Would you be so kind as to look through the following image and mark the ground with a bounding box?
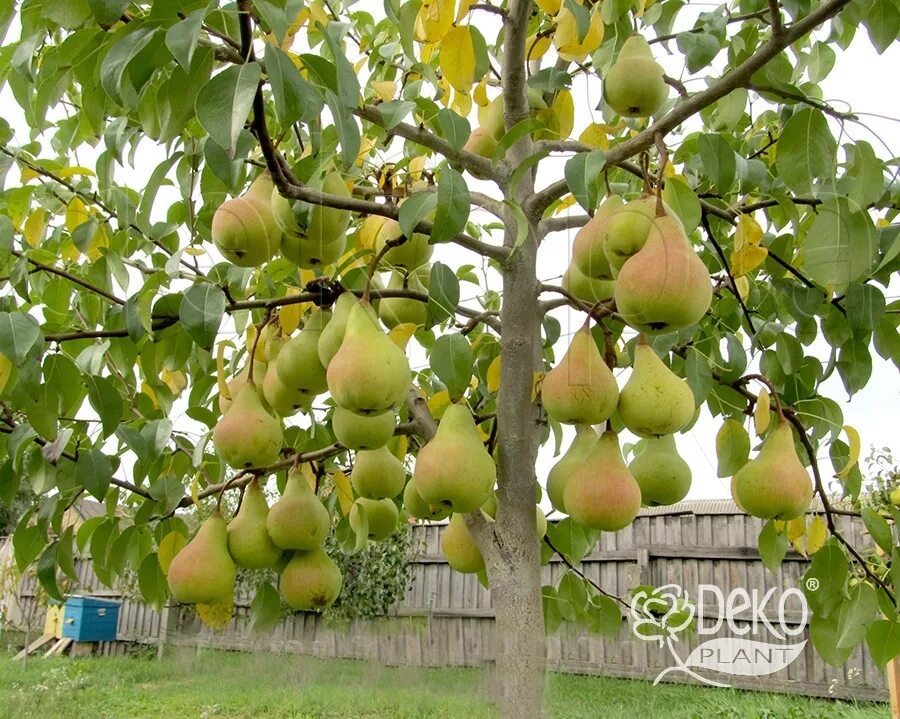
[0,650,886,718]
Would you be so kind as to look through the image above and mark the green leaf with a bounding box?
[0,311,42,365]
[836,338,872,396]
[662,177,701,235]
[492,118,545,162]
[845,283,885,334]
[698,134,736,193]
[138,552,167,610]
[398,192,438,241]
[564,150,606,212]
[545,518,599,564]
[88,0,132,25]
[436,108,471,154]
[835,582,877,650]
[867,617,900,667]
[432,168,470,245]
[325,90,361,167]
[775,109,837,196]
[164,5,208,70]
[842,141,885,208]
[861,507,893,554]
[757,519,789,573]
[430,334,474,400]
[864,0,900,53]
[804,198,877,289]
[322,22,361,109]
[809,610,854,666]
[76,449,114,501]
[802,538,848,618]
[196,62,262,157]
[86,375,124,439]
[100,27,160,105]
[584,594,621,636]
[0,461,20,507]
[715,418,750,477]
[425,262,460,327]
[265,45,324,126]
[13,510,45,571]
[43,0,92,29]
[676,33,720,73]
[36,540,63,601]
[250,581,283,632]
[543,585,563,633]
[377,100,416,130]
[180,285,226,350]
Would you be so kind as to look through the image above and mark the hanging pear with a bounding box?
[374,218,433,269]
[629,434,692,507]
[378,267,429,328]
[463,127,498,161]
[280,547,342,610]
[332,406,395,450]
[403,480,452,521]
[326,300,411,415]
[441,513,485,574]
[562,263,616,305]
[731,419,813,520]
[262,360,312,417]
[266,469,331,550]
[571,196,623,280]
[211,175,281,267]
[618,342,695,437]
[318,292,357,367]
[350,497,400,541]
[218,360,267,414]
[213,383,283,469]
[615,211,712,334]
[546,425,598,513]
[542,324,618,424]
[564,431,642,531]
[275,308,331,399]
[604,35,669,118]
[413,402,496,513]
[226,479,282,569]
[351,445,406,499]
[603,196,658,273]
[167,513,236,604]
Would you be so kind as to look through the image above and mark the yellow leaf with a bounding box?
[157,531,187,576]
[532,372,545,402]
[408,155,427,181]
[65,198,90,233]
[23,208,47,247]
[536,89,574,140]
[388,434,408,461]
[786,516,807,556]
[371,80,397,102]
[552,195,578,214]
[216,341,234,400]
[389,322,417,350]
[772,519,785,533]
[190,474,200,508]
[184,246,206,256]
[0,353,12,394]
[806,515,829,554]
[754,388,771,436]
[553,4,604,62]
[730,214,767,276]
[307,1,331,28]
[56,166,95,179]
[450,88,472,117]
[427,390,451,419]
[420,42,437,64]
[734,276,750,299]
[455,0,475,22]
[536,0,561,13]
[526,34,552,61]
[299,463,318,492]
[19,167,39,183]
[473,79,489,107]
[161,368,187,397]
[197,596,234,630]
[141,381,159,409]
[356,136,376,167]
[415,0,456,44]
[331,470,354,516]
[280,288,303,335]
[486,356,501,393]
[578,123,610,150]
[86,221,109,261]
[838,425,861,478]
[876,217,891,228]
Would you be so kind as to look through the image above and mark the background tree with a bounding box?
[0,1,898,718]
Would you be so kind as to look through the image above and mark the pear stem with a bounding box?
[365,234,408,302]
[216,473,252,515]
[653,132,669,218]
[247,310,274,385]
[638,152,653,195]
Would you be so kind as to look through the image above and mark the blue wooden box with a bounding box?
[61,596,120,642]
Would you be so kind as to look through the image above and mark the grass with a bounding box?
[0,648,887,719]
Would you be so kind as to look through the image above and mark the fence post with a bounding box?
[888,658,900,718]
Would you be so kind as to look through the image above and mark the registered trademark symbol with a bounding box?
[805,578,820,592]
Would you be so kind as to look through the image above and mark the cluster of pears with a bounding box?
[211,170,353,271]
[731,416,813,520]
[167,471,342,611]
[569,195,712,334]
[542,329,697,524]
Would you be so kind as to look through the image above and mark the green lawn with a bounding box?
[0,649,887,718]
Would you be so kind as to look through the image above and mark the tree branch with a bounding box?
[10,250,124,305]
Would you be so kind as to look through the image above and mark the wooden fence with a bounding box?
[5,500,888,701]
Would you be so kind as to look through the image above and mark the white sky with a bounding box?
[1,6,898,505]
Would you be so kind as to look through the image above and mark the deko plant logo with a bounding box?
[630,583,810,688]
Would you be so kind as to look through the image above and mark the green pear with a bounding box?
[326,301,411,415]
[603,35,668,118]
[318,292,357,367]
[351,445,406,499]
[441,513,485,574]
[546,425,598,513]
[413,402,496,513]
[218,361,267,414]
[403,480,452,521]
[614,211,712,334]
[213,383,283,469]
[226,479,282,568]
[275,308,331,399]
[571,195,623,280]
[262,360,311,417]
[212,175,281,267]
[618,342,695,437]
[280,231,348,269]
[167,513,236,604]
[332,406,395,450]
[603,196,658,273]
[266,469,331,550]
[245,173,283,254]
[374,218,433,269]
[629,434,692,507]
[542,325,619,424]
[564,431,642,531]
[378,267,429,328]
[462,127,498,160]
[350,497,399,541]
[280,547,342,610]
[561,263,616,305]
[732,419,813,520]
[479,96,505,141]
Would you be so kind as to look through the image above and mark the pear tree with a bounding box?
[0,1,898,717]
